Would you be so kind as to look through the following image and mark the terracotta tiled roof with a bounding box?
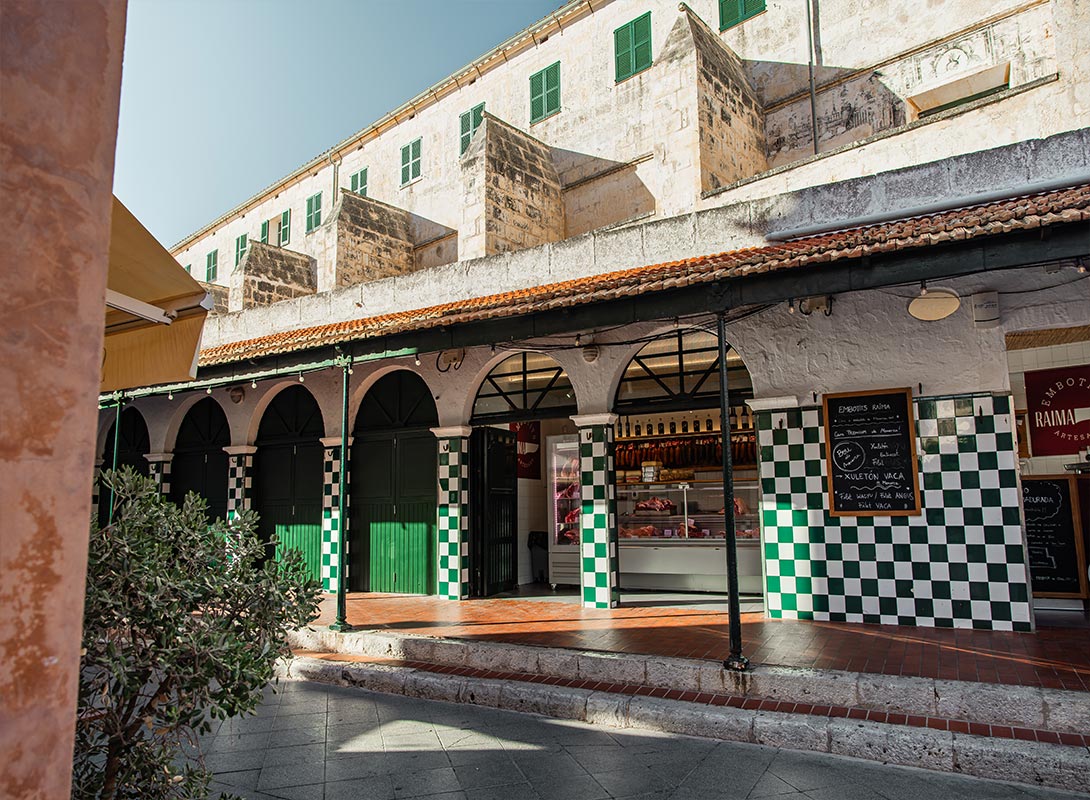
[199,184,1090,367]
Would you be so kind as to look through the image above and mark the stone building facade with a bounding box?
[106,0,1090,633]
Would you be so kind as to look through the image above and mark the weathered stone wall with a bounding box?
[199,280,229,314]
[481,116,564,256]
[239,242,317,309]
[334,190,414,286]
[686,8,767,192]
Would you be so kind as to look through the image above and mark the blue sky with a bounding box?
[114,0,561,247]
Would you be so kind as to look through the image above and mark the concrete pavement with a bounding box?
[201,681,1089,800]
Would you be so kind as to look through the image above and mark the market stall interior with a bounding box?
[548,329,763,602]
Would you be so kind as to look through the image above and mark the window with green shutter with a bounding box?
[720,0,764,30]
[614,12,652,82]
[184,264,191,274]
[459,103,485,155]
[529,62,560,123]
[259,220,269,244]
[205,250,217,283]
[305,192,322,232]
[349,167,368,196]
[235,233,248,266]
[278,210,291,246]
[400,138,422,185]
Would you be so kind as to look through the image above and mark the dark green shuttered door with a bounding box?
[170,397,229,520]
[469,427,518,597]
[254,386,324,582]
[98,407,151,525]
[351,371,438,594]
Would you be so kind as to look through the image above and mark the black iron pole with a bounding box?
[107,394,122,525]
[717,313,749,671]
[330,356,353,632]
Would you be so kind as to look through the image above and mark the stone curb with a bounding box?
[275,654,1090,793]
[286,626,1090,734]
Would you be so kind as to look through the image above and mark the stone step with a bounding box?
[276,651,1090,793]
[288,626,1090,735]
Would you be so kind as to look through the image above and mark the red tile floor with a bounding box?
[311,592,1090,691]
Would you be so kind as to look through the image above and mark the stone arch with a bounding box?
[163,391,231,453]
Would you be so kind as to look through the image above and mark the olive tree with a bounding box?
[73,469,322,799]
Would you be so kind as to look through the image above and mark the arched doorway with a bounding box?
[170,397,230,520]
[611,328,762,597]
[471,352,576,594]
[350,371,438,594]
[253,385,324,581]
[98,406,150,525]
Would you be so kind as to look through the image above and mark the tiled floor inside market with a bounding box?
[310,587,1090,691]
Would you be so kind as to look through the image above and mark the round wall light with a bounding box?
[908,287,960,321]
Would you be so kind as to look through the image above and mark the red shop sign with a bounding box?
[1024,364,1090,457]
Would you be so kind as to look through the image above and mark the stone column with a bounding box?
[571,414,620,609]
[223,445,257,522]
[320,436,351,594]
[145,452,173,497]
[432,427,472,600]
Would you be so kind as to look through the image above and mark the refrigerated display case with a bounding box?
[546,434,581,587]
[615,471,763,593]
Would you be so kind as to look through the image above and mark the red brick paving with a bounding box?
[312,593,1090,691]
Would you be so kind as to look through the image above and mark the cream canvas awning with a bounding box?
[102,198,212,391]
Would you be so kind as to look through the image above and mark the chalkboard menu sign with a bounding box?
[1023,476,1088,599]
[823,388,921,517]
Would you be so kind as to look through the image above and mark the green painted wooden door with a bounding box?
[351,371,438,594]
[254,386,325,582]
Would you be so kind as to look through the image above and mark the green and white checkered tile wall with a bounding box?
[757,394,1032,631]
[226,453,252,521]
[437,436,470,600]
[580,424,619,609]
[148,458,171,496]
[321,446,344,593]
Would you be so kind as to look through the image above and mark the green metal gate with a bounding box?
[170,397,229,520]
[254,386,324,581]
[350,372,438,594]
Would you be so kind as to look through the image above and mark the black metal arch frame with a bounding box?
[471,352,577,424]
[613,329,752,414]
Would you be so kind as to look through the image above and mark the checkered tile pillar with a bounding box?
[223,446,256,522]
[433,428,471,600]
[573,415,619,609]
[320,436,350,594]
[756,394,1032,631]
[145,453,172,496]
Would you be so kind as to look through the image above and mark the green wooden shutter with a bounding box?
[720,0,740,29]
[614,22,633,82]
[632,12,652,73]
[401,143,411,184]
[260,220,269,244]
[235,233,247,266]
[206,250,217,282]
[743,0,765,16]
[410,139,421,180]
[184,264,191,274]
[305,192,321,232]
[350,167,367,195]
[472,103,485,129]
[459,110,472,154]
[279,209,291,245]
[545,62,560,117]
[530,70,545,122]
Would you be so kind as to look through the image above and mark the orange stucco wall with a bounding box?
[0,1,127,796]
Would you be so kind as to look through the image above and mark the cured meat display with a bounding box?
[613,434,757,472]
[634,496,677,513]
